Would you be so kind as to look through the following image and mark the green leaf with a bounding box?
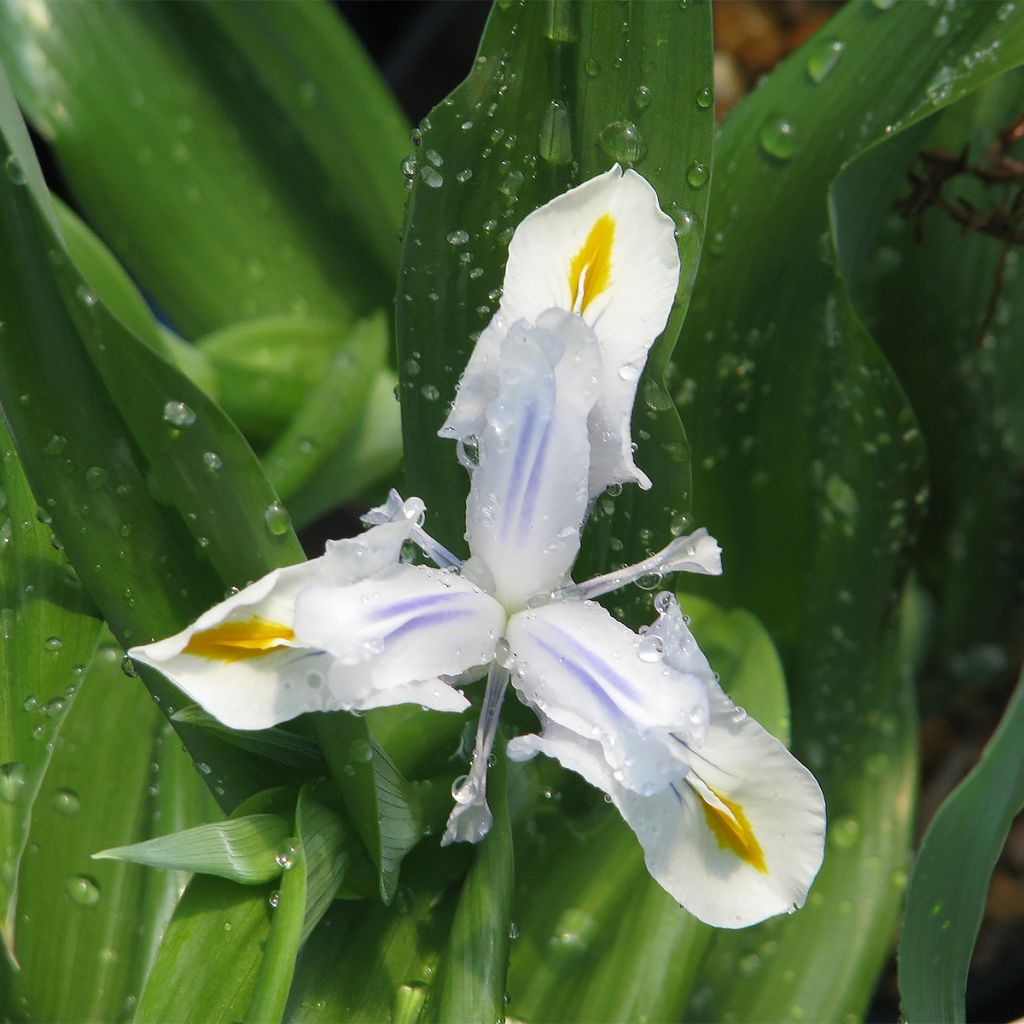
[853,70,1024,702]
[1,640,218,1023]
[172,705,327,775]
[396,0,713,599]
[316,714,424,904]
[898,666,1024,1024]
[430,738,513,1024]
[285,886,457,1023]
[508,597,789,1023]
[0,414,102,962]
[95,814,292,885]
[0,1,396,334]
[670,4,1024,1019]
[286,371,403,531]
[0,66,302,807]
[195,0,409,284]
[136,873,275,1024]
[263,312,388,501]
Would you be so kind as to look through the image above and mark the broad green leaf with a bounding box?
[429,739,513,1024]
[286,372,403,531]
[671,4,1024,1019]
[197,317,349,442]
[853,70,1024,702]
[316,714,424,904]
[508,596,789,1023]
[1,640,218,1023]
[898,666,1024,1024]
[0,67,302,807]
[0,415,102,962]
[245,785,359,1024]
[263,313,388,501]
[135,873,275,1024]
[285,886,457,1023]
[196,0,409,284]
[95,814,292,885]
[397,0,714,597]
[0,1,398,335]
[172,705,327,776]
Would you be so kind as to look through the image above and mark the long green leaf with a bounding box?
[0,414,102,962]
[0,640,217,1022]
[397,0,713,600]
[0,0,396,334]
[430,738,513,1024]
[0,65,302,807]
[898,667,1024,1024]
[95,814,292,885]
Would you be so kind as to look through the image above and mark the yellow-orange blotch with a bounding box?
[701,789,768,873]
[183,619,295,662]
[568,214,615,314]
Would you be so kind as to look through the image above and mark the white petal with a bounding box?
[442,166,679,500]
[464,309,601,609]
[127,518,421,730]
[509,692,826,929]
[506,600,707,795]
[294,562,505,711]
[128,557,337,730]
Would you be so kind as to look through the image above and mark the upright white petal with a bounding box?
[294,562,505,712]
[506,600,707,796]
[464,308,601,610]
[127,519,418,730]
[442,165,680,499]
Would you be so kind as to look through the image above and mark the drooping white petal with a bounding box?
[464,308,601,610]
[294,562,505,712]
[442,165,680,499]
[505,599,707,796]
[127,518,421,730]
[508,681,826,929]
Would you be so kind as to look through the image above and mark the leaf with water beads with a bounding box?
[94,814,293,885]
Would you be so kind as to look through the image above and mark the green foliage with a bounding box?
[0,1,1021,1021]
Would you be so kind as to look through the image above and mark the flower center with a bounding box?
[700,788,767,873]
[184,618,295,662]
[568,214,615,314]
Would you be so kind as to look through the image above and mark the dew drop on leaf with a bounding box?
[264,501,291,536]
[759,117,798,161]
[65,875,101,907]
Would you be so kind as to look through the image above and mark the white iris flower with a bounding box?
[130,166,825,929]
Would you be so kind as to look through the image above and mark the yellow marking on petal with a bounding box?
[700,788,768,873]
[184,619,295,662]
[568,213,615,314]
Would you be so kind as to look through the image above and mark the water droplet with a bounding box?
[4,155,26,185]
[654,591,675,615]
[0,762,27,804]
[419,166,443,189]
[759,117,798,161]
[933,13,949,36]
[275,838,300,871]
[84,466,107,491]
[400,155,416,182]
[203,451,222,473]
[44,434,67,456]
[806,38,844,83]
[597,120,647,164]
[53,788,80,815]
[549,907,596,956]
[637,634,664,663]
[264,502,291,537]
[635,571,663,591]
[499,170,524,196]
[538,100,572,165]
[633,85,652,110]
[163,401,196,428]
[66,875,101,906]
[44,635,63,652]
[584,58,601,77]
[446,229,469,246]
[695,86,714,109]
[451,774,478,805]
[686,161,709,189]
[268,890,281,909]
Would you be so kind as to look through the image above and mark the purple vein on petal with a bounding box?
[381,607,474,645]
